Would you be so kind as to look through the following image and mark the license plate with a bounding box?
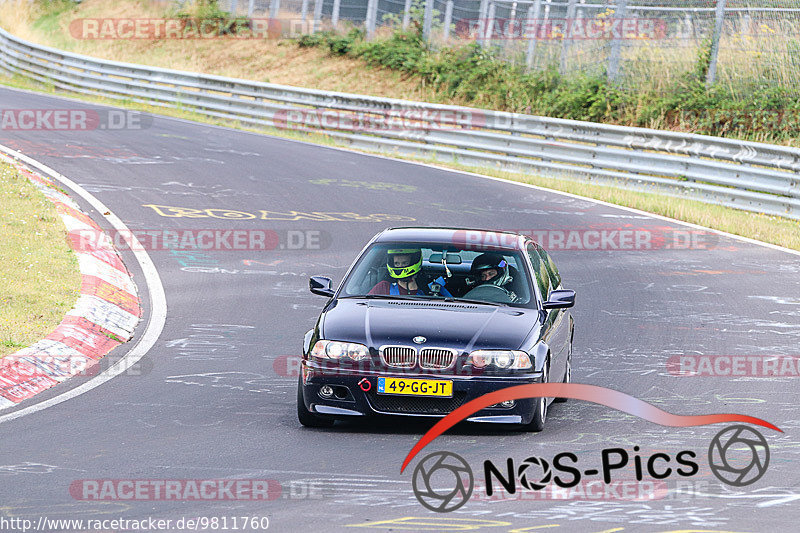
[377,377,453,397]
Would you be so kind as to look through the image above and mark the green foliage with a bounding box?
[296,26,800,144]
[31,0,79,34]
[169,0,252,35]
[299,29,364,55]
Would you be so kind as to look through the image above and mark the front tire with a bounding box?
[553,349,571,404]
[520,361,548,432]
[297,377,335,428]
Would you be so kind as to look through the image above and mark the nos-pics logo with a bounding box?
[411,425,770,512]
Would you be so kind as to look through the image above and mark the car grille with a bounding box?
[368,392,467,415]
[419,348,457,370]
[380,346,416,368]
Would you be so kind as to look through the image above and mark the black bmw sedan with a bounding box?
[297,227,575,431]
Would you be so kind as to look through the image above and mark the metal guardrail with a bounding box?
[1,26,799,219]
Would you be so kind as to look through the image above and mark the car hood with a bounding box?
[321,298,539,352]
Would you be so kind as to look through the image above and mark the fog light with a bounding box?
[501,400,515,408]
[319,385,334,398]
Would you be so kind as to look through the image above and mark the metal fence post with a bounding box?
[525,0,542,70]
[477,0,489,45]
[366,0,378,39]
[442,0,454,41]
[247,0,254,17]
[607,0,628,82]
[312,0,324,33]
[504,1,518,50]
[485,1,496,42]
[332,0,341,29]
[402,0,412,30]
[706,0,727,85]
[300,0,308,22]
[423,0,434,41]
[559,0,577,75]
[270,0,281,19]
[231,0,239,14]
[683,12,692,40]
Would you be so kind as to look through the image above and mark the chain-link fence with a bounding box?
[206,0,800,94]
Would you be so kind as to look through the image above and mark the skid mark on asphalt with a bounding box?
[164,323,255,362]
[79,181,242,198]
[164,371,271,393]
[0,463,84,475]
[0,501,132,518]
[345,517,512,530]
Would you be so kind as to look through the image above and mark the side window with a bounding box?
[526,244,550,301]
[535,244,561,289]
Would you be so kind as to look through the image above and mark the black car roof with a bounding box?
[374,227,527,251]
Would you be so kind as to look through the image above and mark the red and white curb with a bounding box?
[0,153,141,409]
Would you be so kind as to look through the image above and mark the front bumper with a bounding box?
[299,362,542,425]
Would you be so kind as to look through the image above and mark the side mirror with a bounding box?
[543,289,575,309]
[309,276,335,298]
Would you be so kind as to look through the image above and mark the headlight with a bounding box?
[311,340,369,362]
[465,350,531,370]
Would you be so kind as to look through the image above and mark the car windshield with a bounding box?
[339,242,533,306]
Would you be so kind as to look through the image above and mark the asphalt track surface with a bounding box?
[1,86,799,532]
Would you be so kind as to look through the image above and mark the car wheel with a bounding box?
[553,349,571,404]
[297,377,335,428]
[520,361,548,432]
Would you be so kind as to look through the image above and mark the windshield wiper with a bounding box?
[341,294,414,300]
[341,295,502,306]
[444,298,502,307]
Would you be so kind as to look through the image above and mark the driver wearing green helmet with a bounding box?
[369,248,453,296]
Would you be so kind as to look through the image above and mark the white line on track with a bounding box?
[0,143,167,425]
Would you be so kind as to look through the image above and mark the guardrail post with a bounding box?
[402,0,412,30]
[423,0,434,42]
[525,0,542,70]
[477,0,489,45]
[442,0,454,41]
[706,0,727,86]
[332,0,341,29]
[312,0,324,33]
[559,0,577,75]
[607,0,628,82]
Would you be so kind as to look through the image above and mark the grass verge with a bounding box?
[1,71,798,253]
[0,159,81,357]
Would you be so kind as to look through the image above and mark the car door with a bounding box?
[527,243,569,382]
